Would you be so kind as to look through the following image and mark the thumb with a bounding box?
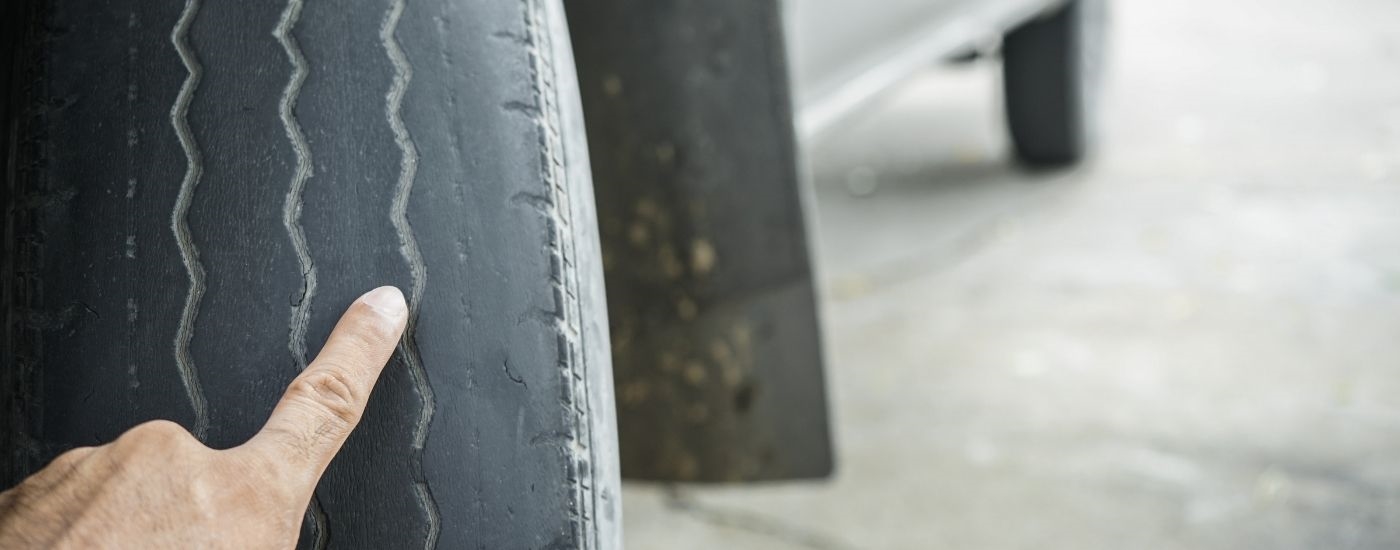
[244,286,407,489]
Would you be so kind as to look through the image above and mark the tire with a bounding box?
[0,0,620,548]
[1001,0,1106,167]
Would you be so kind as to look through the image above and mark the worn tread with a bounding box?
[0,0,618,548]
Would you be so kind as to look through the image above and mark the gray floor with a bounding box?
[622,0,1400,548]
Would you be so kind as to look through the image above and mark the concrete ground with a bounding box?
[622,0,1400,548]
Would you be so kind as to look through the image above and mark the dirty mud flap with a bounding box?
[566,0,833,481]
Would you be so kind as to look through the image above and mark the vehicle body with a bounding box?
[787,0,1073,136]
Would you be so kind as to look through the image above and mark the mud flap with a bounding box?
[566,0,834,481]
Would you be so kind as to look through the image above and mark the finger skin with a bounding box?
[245,286,407,490]
[0,288,408,549]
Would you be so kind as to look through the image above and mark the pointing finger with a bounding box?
[246,286,407,488]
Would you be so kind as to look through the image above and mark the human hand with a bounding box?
[0,286,408,549]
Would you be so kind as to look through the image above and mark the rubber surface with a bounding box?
[1002,0,1105,166]
[0,0,620,548]
[567,0,834,482]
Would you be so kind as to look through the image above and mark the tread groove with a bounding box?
[380,0,441,546]
[275,0,316,372]
[169,0,210,439]
[273,0,326,545]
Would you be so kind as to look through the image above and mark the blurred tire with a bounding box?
[1002,0,1106,167]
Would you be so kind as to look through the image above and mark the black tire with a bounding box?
[1001,0,1106,167]
[0,0,620,548]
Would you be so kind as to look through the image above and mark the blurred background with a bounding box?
[623,0,1400,547]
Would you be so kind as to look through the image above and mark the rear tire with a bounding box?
[1,0,620,548]
[1002,0,1106,167]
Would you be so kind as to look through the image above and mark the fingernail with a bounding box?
[360,286,407,317]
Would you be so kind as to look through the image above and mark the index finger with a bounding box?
[245,286,408,487]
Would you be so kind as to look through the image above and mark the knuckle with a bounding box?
[289,370,363,426]
[49,447,94,468]
[119,419,193,447]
